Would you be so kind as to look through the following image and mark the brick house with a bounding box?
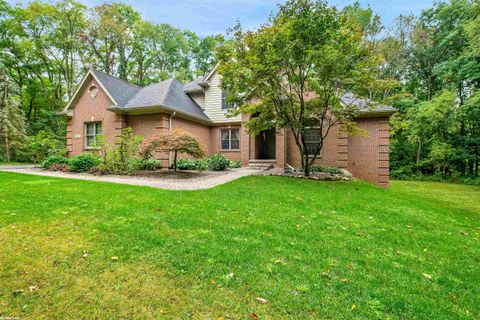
[60,66,396,187]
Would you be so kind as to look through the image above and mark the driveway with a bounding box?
[0,166,263,190]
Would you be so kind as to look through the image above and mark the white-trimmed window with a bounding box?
[85,122,102,148]
[220,128,240,150]
[304,128,321,156]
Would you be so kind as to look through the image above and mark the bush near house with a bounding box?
[49,163,70,172]
[299,165,344,174]
[69,153,101,173]
[42,155,70,169]
[176,155,236,171]
[208,154,229,171]
[228,160,241,169]
[176,159,199,170]
[326,166,343,174]
[138,159,161,171]
[97,128,143,175]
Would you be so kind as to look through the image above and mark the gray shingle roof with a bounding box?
[90,71,210,122]
[123,79,210,121]
[183,76,205,93]
[91,70,141,106]
[341,92,396,114]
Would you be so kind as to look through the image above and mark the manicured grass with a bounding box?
[0,173,479,319]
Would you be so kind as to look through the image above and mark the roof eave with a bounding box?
[108,105,213,125]
[56,110,73,118]
[184,87,204,94]
[356,110,397,118]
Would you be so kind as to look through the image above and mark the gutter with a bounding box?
[56,110,73,118]
[356,109,397,118]
[107,105,212,125]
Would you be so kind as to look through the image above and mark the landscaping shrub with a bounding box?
[176,155,233,171]
[49,163,70,172]
[228,160,242,169]
[69,153,100,172]
[208,154,229,171]
[98,128,143,175]
[194,159,210,170]
[88,164,110,175]
[139,159,161,171]
[326,166,342,174]
[311,165,324,173]
[176,159,197,170]
[176,158,209,170]
[42,155,69,169]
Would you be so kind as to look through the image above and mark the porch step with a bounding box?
[248,159,276,170]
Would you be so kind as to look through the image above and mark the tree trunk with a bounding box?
[303,151,310,177]
[4,126,9,162]
[173,150,177,172]
[416,140,422,166]
[2,70,10,162]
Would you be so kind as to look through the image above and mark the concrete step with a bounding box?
[248,159,276,170]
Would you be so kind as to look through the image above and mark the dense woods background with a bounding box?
[0,0,479,184]
[0,0,223,162]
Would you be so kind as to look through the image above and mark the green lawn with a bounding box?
[0,173,479,319]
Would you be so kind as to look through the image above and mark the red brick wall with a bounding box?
[128,114,168,139]
[284,118,390,188]
[347,117,390,188]
[172,117,211,155]
[285,124,347,169]
[127,113,169,165]
[67,77,121,157]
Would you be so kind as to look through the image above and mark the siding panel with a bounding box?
[204,72,241,123]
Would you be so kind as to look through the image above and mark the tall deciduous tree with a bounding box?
[0,68,26,162]
[218,0,377,176]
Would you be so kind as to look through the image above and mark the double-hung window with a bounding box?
[304,128,321,156]
[85,122,102,148]
[220,128,240,150]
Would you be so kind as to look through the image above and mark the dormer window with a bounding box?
[221,92,234,110]
[89,85,99,100]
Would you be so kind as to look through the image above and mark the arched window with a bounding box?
[88,85,99,99]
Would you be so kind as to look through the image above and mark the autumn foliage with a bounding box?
[141,129,205,171]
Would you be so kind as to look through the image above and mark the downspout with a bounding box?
[168,111,176,168]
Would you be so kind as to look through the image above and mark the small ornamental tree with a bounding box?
[217,0,379,176]
[141,128,205,171]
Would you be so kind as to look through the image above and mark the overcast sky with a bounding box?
[9,0,435,36]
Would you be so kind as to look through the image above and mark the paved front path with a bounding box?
[0,167,263,190]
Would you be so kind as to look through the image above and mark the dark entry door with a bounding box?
[258,129,276,159]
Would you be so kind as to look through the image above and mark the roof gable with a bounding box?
[90,70,141,106]
[64,69,140,111]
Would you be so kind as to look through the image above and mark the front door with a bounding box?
[258,129,276,159]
